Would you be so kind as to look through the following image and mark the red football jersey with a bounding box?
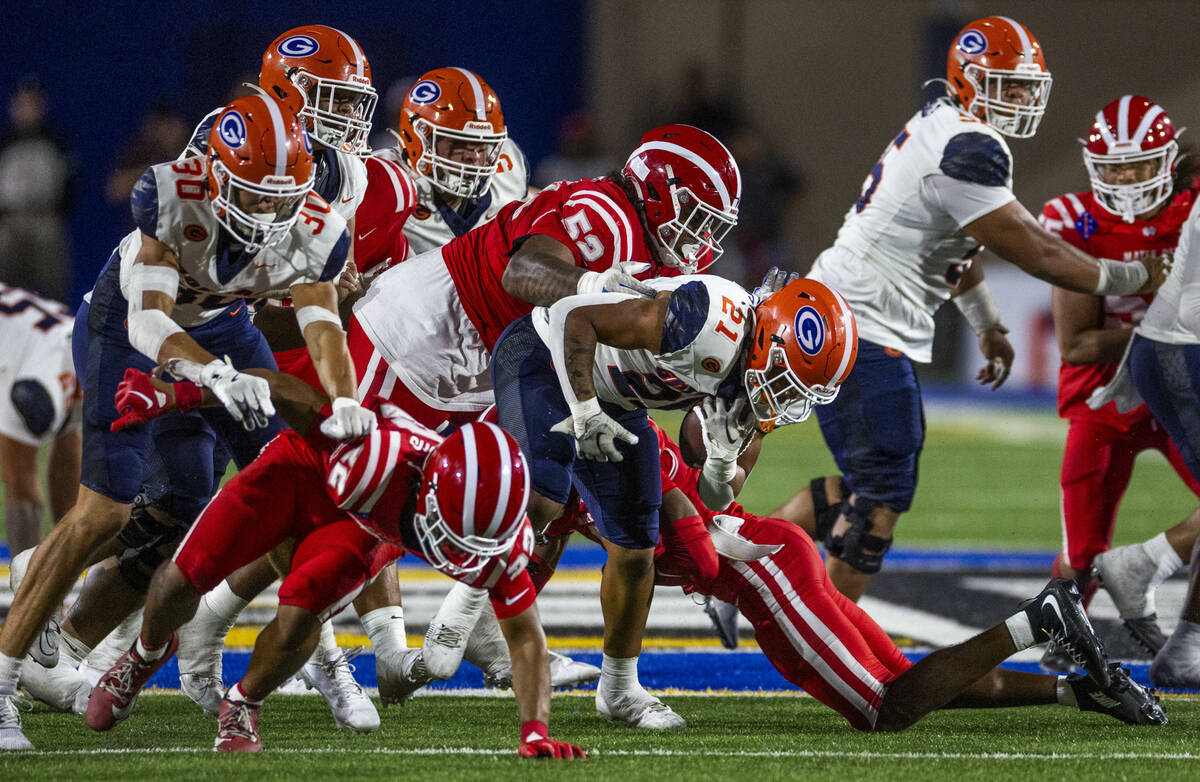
[1039,188,1196,428]
[353,152,418,278]
[441,177,658,350]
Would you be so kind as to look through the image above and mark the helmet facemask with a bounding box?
[208,160,311,252]
[412,117,506,200]
[292,70,377,157]
[1084,140,1178,222]
[964,64,1052,138]
[413,479,518,580]
[744,343,840,429]
[654,173,738,273]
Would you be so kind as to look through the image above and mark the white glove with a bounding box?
[320,397,378,440]
[696,396,754,484]
[576,261,657,298]
[750,266,801,305]
[198,357,276,431]
[550,397,639,462]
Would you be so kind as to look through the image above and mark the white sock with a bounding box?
[1144,533,1184,586]
[310,620,338,663]
[361,607,407,660]
[1055,676,1077,707]
[0,652,21,689]
[600,653,640,693]
[60,631,93,667]
[1005,612,1036,651]
[226,681,263,706]
[135,635,169,662]
[206,580,250,624]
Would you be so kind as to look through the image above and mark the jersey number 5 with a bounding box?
[563,211,605,263]
[854,128,910,213]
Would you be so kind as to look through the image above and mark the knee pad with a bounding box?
[825,496,893,575]
[10,379,56,438]
[115,502,189,593]
[809,476,848,541]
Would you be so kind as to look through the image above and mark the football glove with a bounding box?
[751,266,801,305]
[198,357,275,431]
[576,261,656,298]
[518,721,586,759]
[319,396,377,440]
[696,396,754,484]
[550,397,638,462]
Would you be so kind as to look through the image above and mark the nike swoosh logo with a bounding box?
[1042,594,1065,629]
[341,196,355,203]
[504,588,530,606]
[357,226,377,241]
[128,390,154,409]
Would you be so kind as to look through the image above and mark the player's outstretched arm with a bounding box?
[966,201,1168,296]
[502,234,655,307]
[1052,285,1131,366]
[498,605,585,759]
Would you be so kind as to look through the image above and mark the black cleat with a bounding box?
[1069,664,1168,725]
[702,596,740,650]
[1039,642,1080,675]
[1122,616,1167,657]
[1021,578,1111,688]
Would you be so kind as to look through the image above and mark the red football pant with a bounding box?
[1059,417,1200,571]
[173,430,398,621]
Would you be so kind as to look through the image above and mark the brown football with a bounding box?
[678,407,707,469]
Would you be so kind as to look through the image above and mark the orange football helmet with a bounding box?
[396,67,507,199]
[744,278,857,429]
[260,25,376,156]
[206,94,314,252]
[947,16,1051,138]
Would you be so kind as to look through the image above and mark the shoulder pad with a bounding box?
[661,280,710,353]
[940,132,1011,187]
[131,167,160,236]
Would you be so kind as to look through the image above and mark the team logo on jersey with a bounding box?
[957,30,988,56]
[794,306,825,356]
[701,357,723,373]
[218,111,247,148]
[277,35,319,57]
[413,204,432,220]
[1143,225,1157,237]
[409,80,442,105]
[183,224,208,242]
[1074,212,1098,240]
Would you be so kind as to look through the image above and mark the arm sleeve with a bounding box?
[130,168,161,238]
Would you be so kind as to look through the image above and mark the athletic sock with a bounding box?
[1004,612,1036,651]
[1144,532,1184,586]
[206,580,250,623]
[312,620,338,663]
[1055,676,1077,707]
[361,607,407,661]
[600,654,641,695]
[226,681,264,706]
[60,631,93,667]
[0,653,21,689]
[135,635,169,662]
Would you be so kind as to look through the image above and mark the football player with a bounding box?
[1037,96,1200,670]
[485,277,849,728]
[0,284,79,557]
[804,17,1169,602]
[0,93,371,752]
[85,366,584,758]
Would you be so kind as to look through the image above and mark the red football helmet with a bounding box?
[396,67,507,200]
[622,124,740,273]
[1083,95,1180,222]
[260,25,376,156]
[744,278,858,430]
[947,16,1052,138]
[206,94,314,252]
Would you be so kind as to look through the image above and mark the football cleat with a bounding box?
[377,648,431,707]
[1038,642,1080,675]
[0,688,34,750]
[175,598,234,708]
[300,646,380,733]
[180,674,223,716]
[596,687,686,729]
[702,596,741,650]
[85,635,179,732]
[9,548,61,669]
[423,583,488,680]
[1020,578,1111,688]
[1149,629,1200,689]
[1093,545,1158,619]
[1069,663,1168,725]
[1122,616,1168,658]
[214,696,262,753]
[549,651,601,688]
[19,655,90,714]
[464,607,514,688]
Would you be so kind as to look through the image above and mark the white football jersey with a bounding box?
[389,137,531,255]
[532,275,753,411]
[116,160,348,329]
[1139,195,1200,343]
[0,284,77,445]
[183,108,366,225]
[809,99,1017,362]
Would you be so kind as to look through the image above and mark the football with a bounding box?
[678,407,707,469]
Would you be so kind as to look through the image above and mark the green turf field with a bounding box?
[5,694,1198,781]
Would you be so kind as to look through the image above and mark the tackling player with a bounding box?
[1037,95,1200,668]
[805,16,1169,601]
[0,93,371,752]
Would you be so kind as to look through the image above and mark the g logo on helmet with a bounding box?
[218,112,247,148]
[957,30,987,56]
[409,80,441,105]
[794,305,825,357]
[277,35,319,57]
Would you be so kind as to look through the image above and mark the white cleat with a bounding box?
[18,656,89,714]
[7,547,32,593]
[1093,545,1158,619]
[377,648,432,707]
[549,650,601,688]
[1150,627,1200,689]
[423,584,488,680]
[596,687,686,729]
[175,600,231,713]
[464,606,513,688]
[9,548,61,669]
[180,674,223,716]
[0,689,33,750]
[300,647,380,733]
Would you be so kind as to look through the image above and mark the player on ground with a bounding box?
[0,93,371,752]
[805,16,1168,601]
[488,277,847,728]
[1037,95,1200,669]
[85,367,583,758]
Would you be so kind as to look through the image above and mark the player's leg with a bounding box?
[768,475,847,537]
[0,435,44,555]
[1151,534,1200,687]
[813,341,923,600]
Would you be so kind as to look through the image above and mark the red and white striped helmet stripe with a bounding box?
[629,140,739,212]
[331,428,403,514]
[1094,95,1165,151]
[456,421,528,539]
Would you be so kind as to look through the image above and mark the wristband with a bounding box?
[952,282,1008,335]
[576,271,604,296]
[567,397,601,432]
[1094,257,1149,296]
[332,396,361,412]
[296,304,343,334]
[174,382,203,412]
[520,720,549,743]
[701,453,738,485]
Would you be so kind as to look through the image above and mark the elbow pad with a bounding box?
[127,308,183,361]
